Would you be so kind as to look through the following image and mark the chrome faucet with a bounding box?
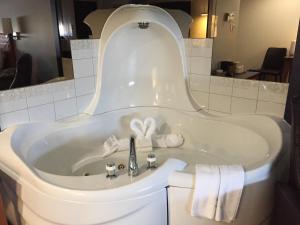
[128,136,139,176]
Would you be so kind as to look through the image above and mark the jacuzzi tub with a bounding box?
[0,107,290,225]
[0,4,291,225]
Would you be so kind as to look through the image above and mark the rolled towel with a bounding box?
[152,134,184,148]
[103,135,129,156]
[103,135,119,157]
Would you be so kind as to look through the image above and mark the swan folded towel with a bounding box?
[191,164,244,223]
[215,165,244,223]
[191,165,221,219]
[130,117,156,152]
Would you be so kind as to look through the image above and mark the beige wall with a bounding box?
[0,0,59,84]
[211,0,240,71]
[236,0,300,70]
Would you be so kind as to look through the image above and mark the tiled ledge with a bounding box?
[0,39,98,130]
[190,76,288,117]
[0,38,289,129]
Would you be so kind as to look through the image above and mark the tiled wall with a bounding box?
[0,38,288,129]
[0,40,98,130]
[185,39,288,117]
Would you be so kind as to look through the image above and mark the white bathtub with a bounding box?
[0,5,291,224]
[0,107,290,225]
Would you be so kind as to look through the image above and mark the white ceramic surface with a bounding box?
[86,4,199,114]
[0,108,290,225]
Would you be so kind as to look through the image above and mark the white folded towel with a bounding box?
[191,164,244,223]
[130,117,156,152]
[103,135,130,157]
[152,134,184,148]
[215,165,244,223]
[102,133,184,157]
[191,165,220,219]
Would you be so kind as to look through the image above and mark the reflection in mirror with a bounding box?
[58,0,213,39]
[0,0,215,91]
[0,0,63,90]
[211,0,300,83]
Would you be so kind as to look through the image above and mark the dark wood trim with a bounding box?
[284,20,300,124]
[50,0,63,76]
[0,190,8,225]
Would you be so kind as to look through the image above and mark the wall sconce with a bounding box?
[224,13,235,22]
[223,13,235,32]
[0,18,21,40]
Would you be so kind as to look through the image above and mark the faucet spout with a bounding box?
[128,136,139,176]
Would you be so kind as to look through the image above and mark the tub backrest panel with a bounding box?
[86,5,199,114]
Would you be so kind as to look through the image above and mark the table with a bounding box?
[234,71,259,80]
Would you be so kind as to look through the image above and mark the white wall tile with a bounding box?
[189,74,210,92]
[210,76,233,95]
[190,39,213,58]
[77,94,94,113]
[93,58,99,75]
[28,103,55,122]
[191,39,213,48]
[26,85,53,108]
[258,82,289,104]
[70,39,93,50]
[54,98,78,120]
[186,57,191,73]
[71,49,93,59]
[75,76,95,96]
[209,94,231,113]
[191,91,209,108]
[0,89,27,114]
[191,47,212,58]
[2,109,29,127]
[51,80,76,101]
[231,97,257,114]
[184,39,191,57]
[190,57,211,75]
[0,97,27,114]
[73,59,94,78]
[256,101,286,117]
[0,115,6,130]
[232,79,259,99]
[93,40,100,58]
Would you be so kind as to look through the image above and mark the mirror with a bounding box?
[0,0,73,91]
[0,0,213,91]
[211,0,300,83]
[1,0,298,92]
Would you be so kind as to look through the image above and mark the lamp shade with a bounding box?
[190,14,208,39]
[0,18,13,34]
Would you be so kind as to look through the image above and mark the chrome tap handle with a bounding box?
[128,136,139,176]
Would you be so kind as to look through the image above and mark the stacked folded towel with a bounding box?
[191,164,244,223]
